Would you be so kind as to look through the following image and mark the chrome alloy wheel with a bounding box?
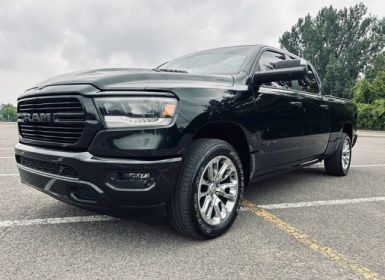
[197,156,239,226]
[341,138,351,170]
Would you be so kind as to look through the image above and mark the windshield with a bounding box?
[157,46,255,75]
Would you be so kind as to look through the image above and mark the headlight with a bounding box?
[94,97,177,128]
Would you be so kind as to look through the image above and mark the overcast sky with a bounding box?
[0,0,384,104]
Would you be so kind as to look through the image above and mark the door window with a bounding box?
[297,66,319,94]
[257,51,292,89]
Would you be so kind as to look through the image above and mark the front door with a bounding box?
[253,50,304,170]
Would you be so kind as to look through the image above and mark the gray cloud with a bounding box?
[0,0,384,104]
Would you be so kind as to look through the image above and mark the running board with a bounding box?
[298,158,322,167]
[249,158,322,185]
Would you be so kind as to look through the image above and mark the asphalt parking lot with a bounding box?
[0,123,384,280]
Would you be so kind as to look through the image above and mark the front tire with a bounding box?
[324,132,352,176]
[168,139,244,239]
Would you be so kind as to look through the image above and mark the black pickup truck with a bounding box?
[15,45,357,239]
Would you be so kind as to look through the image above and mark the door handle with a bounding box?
[319,104,329,110]
[289,101,303,108]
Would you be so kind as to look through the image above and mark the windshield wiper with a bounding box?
[152,68,188,74]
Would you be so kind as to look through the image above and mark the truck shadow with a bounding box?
[34,166,332,243]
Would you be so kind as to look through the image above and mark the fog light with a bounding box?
[122,172,150,180]
[107,171,156,191]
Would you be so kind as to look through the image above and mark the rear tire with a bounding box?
[324,132,352,176]
[168,139,244,239]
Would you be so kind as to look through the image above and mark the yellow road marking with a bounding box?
[242,199,384,280]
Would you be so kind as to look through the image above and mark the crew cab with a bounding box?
[15,45,357,239]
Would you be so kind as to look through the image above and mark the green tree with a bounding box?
[365,52,385,81]
[279,3,385,98]
[352,53,385,130]
[0,103,17,122]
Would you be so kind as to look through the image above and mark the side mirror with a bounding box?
[253,59,307,85]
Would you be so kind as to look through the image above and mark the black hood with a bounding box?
[34,68,235,91]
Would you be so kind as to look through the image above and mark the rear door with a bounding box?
[293,64,330,159]
[253,50,305,169]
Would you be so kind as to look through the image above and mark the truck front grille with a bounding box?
[16,155,79,179]
[17,97,86,145]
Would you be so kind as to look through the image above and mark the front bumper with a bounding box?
[15,143,182,214]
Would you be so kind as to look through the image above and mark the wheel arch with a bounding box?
[342,122,353,141]
[191,121,253,187]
